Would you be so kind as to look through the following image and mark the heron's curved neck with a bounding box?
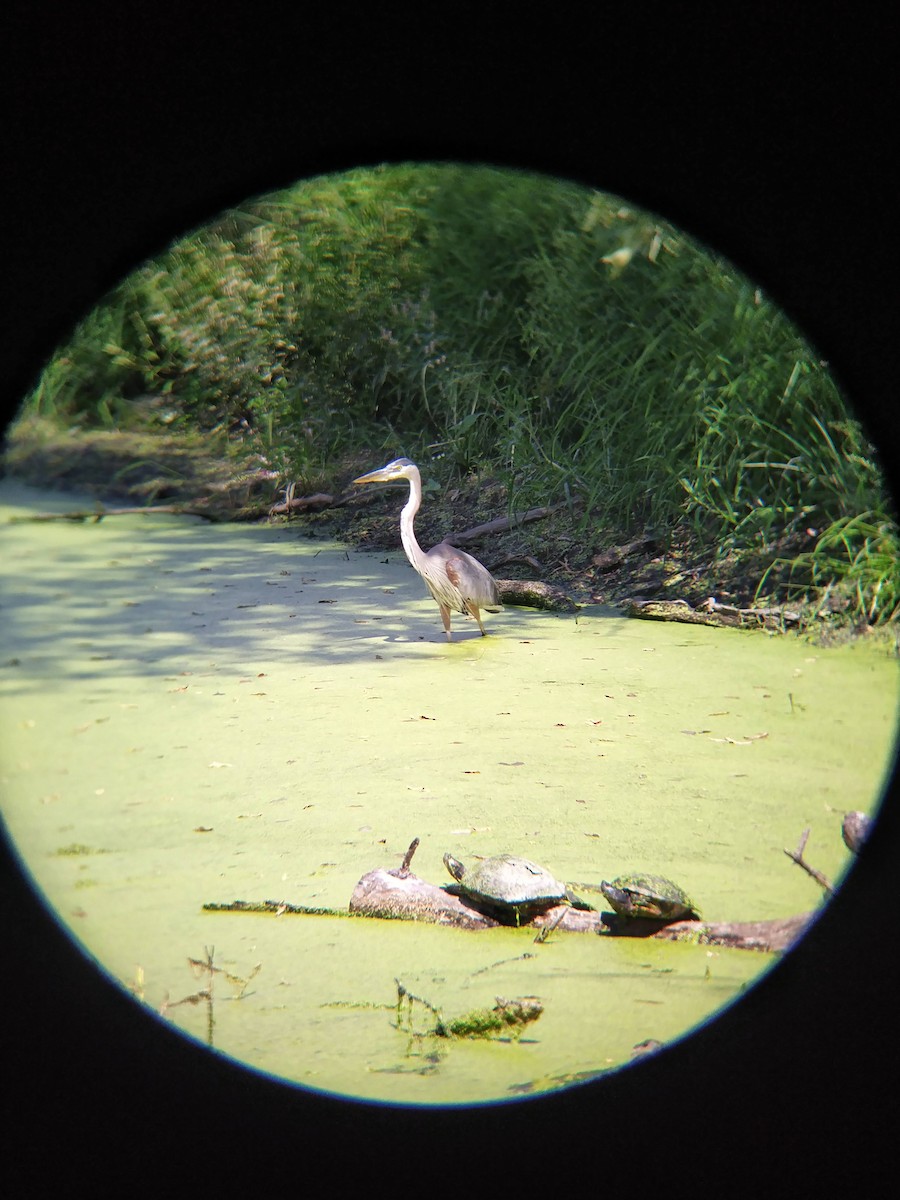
[399,467,426,571]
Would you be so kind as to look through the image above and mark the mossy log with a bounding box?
[348,867,498,929]
[626,598,800,630]
[207,869,813,952]
[495,579,579,612]
[435,996,544,1038]
[202,899,348,917]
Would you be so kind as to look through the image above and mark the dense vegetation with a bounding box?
[14,163,899,625]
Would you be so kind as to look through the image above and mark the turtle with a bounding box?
[443,852,593,926]
[599,873,699,922]
[841,810,871,855]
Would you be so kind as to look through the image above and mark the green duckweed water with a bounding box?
[1,480,897,1105]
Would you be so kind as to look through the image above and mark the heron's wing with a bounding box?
[442,549,501,610]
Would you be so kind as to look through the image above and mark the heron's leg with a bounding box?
[470,605,487,636]
[438,602,453,640]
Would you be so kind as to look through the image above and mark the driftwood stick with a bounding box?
[393,837,421,878]
[783,828,834,895]
[445,500,581,545]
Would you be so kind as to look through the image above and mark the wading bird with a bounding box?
[352,458,502,640]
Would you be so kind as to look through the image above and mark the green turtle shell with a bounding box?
[599,873,699,921]
[461,854,566,904]
[443,852,571,922]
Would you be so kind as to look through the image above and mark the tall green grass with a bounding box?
[15,163,897,624]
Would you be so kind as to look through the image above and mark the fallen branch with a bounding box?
[626,597,801,630]
[445,499,582,545]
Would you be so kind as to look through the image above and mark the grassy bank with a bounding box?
[6,163,897,628]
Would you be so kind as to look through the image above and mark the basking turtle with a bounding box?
[841,810,871,855]
[443,852,592,926]
[599,873,699,922]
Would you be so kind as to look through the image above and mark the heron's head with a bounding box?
[352,457,416,486]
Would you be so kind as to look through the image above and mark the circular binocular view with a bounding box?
[1,163,896,1107]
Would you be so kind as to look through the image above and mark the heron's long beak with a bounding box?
[352,468,392,485]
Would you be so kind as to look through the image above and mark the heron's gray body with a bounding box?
[353,458,501,640]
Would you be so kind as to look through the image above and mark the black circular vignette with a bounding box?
[2,5,897,1191]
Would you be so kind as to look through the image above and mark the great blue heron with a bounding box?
[352,457,502,640]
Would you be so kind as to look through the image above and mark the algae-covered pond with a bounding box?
[1,480,897,1106]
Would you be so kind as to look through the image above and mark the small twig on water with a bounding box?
[183,945,218,1046]
[158,947,261,1045]
[395,978,442,1021]
[783,828,834,895]
[204,946,215,1045]
[159,988,211,1021]
[533,907,567,944]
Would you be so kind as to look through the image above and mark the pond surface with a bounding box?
[1,480,897,1105]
